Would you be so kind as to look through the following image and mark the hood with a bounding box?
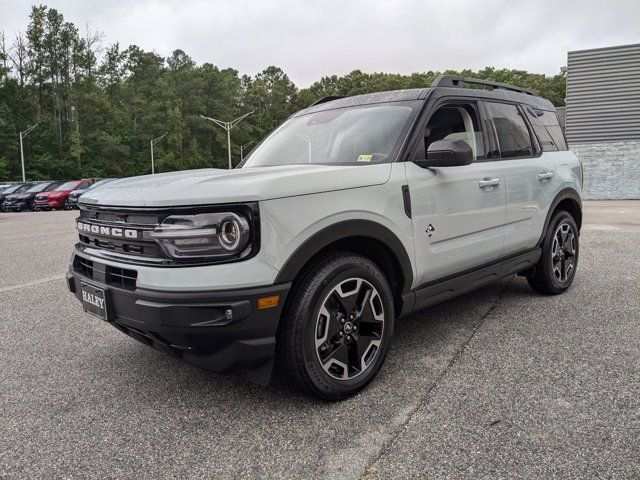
[79,164,392,207]
[7,193,30,200]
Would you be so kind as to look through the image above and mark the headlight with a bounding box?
[144,212,251,260]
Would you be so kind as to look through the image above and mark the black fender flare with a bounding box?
[537,187,582,245]
[273,219,414,292]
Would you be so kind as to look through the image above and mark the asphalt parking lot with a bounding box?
[0,201,638,479]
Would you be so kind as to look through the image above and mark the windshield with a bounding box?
[241,103,418,168]
[89,178,115,189]
[27,182,57,193]
[56,181,78,191]
[3,184,27,194]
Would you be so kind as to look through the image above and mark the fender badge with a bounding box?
[426,224,435,237]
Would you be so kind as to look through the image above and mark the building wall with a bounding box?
[566,44,640,144]
[571,141,640,199]
[566,43,640,199]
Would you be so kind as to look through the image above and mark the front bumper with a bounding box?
[34,198,63,209]
[67,261,290,383]
[3,199,28,210]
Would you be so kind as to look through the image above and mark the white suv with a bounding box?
[68,76,582,400]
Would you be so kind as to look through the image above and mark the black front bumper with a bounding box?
[3,200,28,210]
[67,265,290,384]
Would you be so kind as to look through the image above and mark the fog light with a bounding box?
[257,295,280,310]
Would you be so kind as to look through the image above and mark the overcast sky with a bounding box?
[2,0,639,86]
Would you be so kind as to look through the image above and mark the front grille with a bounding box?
[77,206,164,261]
[35,195,48,201]
[80,209,159,225]
[106,266,138,290]
[74,256,94,277]
[78,232,162,258]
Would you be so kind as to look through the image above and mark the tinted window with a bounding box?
[525,107,567,151]
[486,102,534,159]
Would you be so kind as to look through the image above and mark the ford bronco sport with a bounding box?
[67,76,582,400]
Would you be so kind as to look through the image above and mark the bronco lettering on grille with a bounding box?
[77,221,139,239]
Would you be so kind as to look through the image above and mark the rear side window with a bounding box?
[486,102,534,159]
[524,107,567,151]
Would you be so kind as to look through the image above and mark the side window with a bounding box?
[417,103,485,161]
[78,182,91,190]
[524,107,567,151]
[486,102,534,159]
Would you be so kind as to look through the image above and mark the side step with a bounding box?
[408,249,541,313]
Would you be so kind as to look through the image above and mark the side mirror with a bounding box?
[414,139,473,168]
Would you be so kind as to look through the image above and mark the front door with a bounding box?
[406,99,506,287]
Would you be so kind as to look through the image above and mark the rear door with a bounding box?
[484,102,561,254]
[405,97,506,286]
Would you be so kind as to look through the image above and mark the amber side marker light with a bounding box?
[257,295,280,310]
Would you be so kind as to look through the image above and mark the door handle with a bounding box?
[537,171,554,181]
[478,177,500,188]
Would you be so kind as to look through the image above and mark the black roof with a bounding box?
[298,76,556,116]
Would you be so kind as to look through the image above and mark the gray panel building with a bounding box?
[566,43,640,199]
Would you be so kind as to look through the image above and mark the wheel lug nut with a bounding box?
[346,335,351,341]
[350,315,354,320]
[339,332,343,336]
[341,318,345,324]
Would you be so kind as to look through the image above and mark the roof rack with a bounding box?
[310,95,345,107]
[431,75,536,96]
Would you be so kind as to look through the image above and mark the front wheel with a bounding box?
[277,253,394,400]
[527,210,579,294]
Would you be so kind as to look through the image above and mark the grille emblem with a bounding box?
[77,221,139,239]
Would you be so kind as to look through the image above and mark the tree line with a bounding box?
[0,5,567,180]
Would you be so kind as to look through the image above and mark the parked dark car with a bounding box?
[3,181,63,211]
[0,183,32,210]
[67,178,117,209]
[33,179,93,210]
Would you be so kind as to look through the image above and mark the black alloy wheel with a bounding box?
[315,277,385,381]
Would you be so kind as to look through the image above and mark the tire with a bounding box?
[62,198,70,210]
[527,210,579,295]
[277,253,394,400]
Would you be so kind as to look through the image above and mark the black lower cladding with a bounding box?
[67,262,291,377]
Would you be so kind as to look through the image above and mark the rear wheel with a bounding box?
[277,253,394,400]
[527,210,579,294]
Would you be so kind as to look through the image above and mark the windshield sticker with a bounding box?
[357,154,373,163]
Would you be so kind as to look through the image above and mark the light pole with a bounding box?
[240,140,256,162]
[150,132,168,174]
[200,111,254,169]
[19,123,38,181]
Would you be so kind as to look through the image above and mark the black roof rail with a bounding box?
[431,75,536,96]
[310,95,345,107]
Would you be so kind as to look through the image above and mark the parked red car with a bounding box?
[33,179,93,210]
